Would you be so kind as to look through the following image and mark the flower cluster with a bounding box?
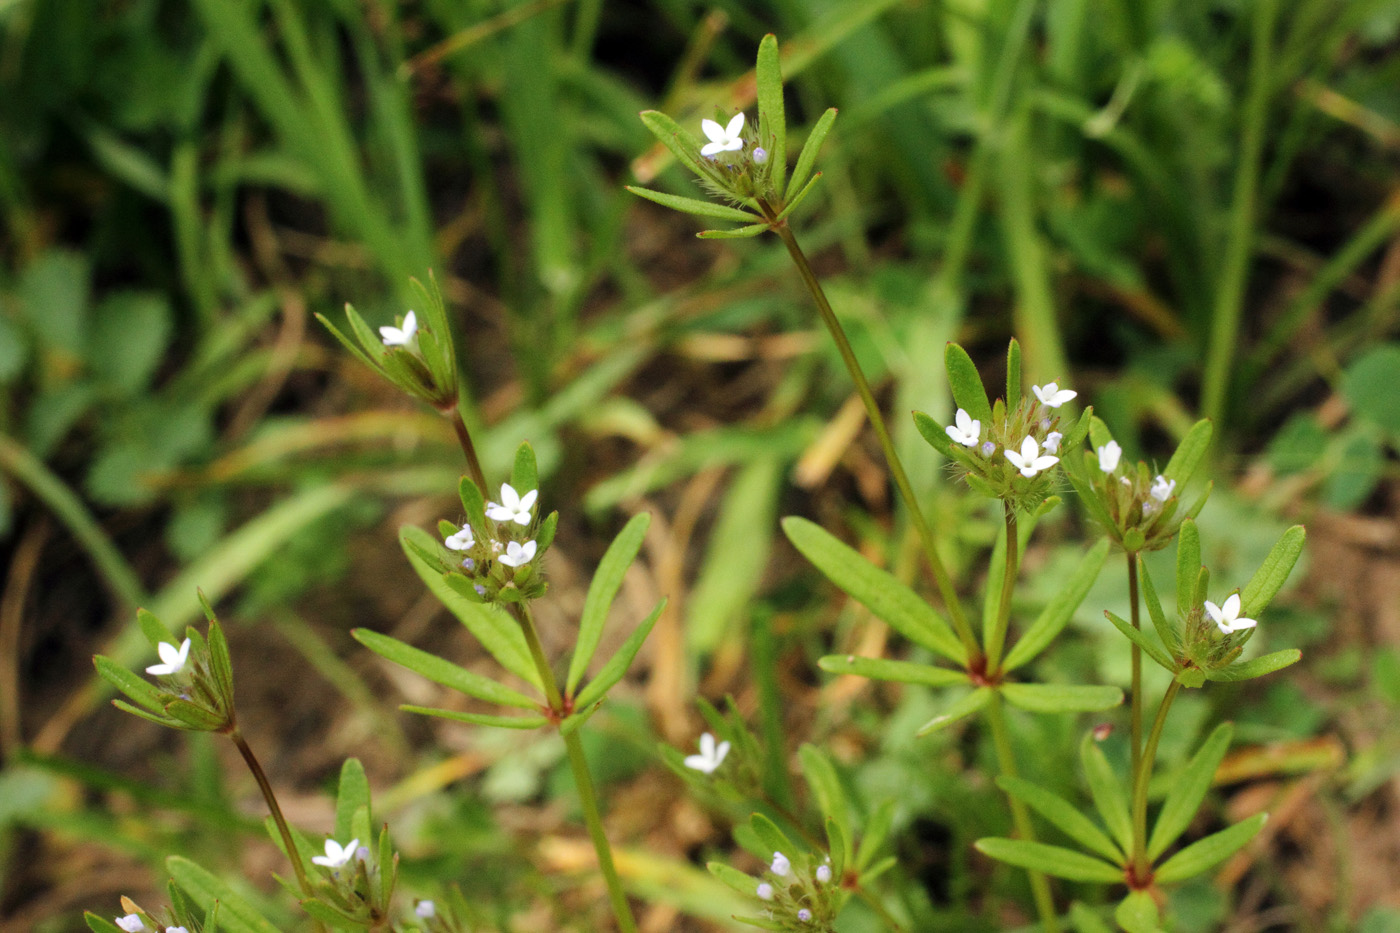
[1169,588,1262,678]
[303,828,401,929]
[747,850,840,930]
[438,482,551,604]
[1078,435,1194,553]
[689,110,779,203]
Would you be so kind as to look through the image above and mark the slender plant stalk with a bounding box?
[985,693,1062,933]
[984,503,1019,672]
[517,603,638,933]
[229,729,314,897]
[446,407,490,497]
[1126,553,1143,803]
[1131,680,1183,879]
[763,212,979,659]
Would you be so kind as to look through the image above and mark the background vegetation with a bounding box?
[2,0,1400,929]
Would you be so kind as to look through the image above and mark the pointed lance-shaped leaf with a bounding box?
[1148,723,1233,861]
[697,223,770,239]
[1105,610,1179,673]
[818,654,968,687]
[912,410,959,460]
[1163,419,1213,487]
[974,838,1123,883]
[788,107,837,200]
[1004,538,1110,670]
[1081,732,1134,854]
[1137,557,1177,656]
[996,775,1124,863]
[626,186,763,223]
[755,34,787,194]
[335,758,370,842]
[916,687,992,736]
[1176,519,1202,620]
[573,599,664,709]
[568,513,651,695]
[1203,649,1302,682]
[1000,682,1123,714]
[1239,525,1306,618]
[773,172,822,222]
[638,110,711,179]
[353,629,539,709]
[1153,813,1267,884]
[944,343,992,425]
[399,706,549,730]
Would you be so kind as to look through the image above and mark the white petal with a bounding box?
[701,118,725,143]
[499,484,520,510]
[1222,593,1241,620]
[517,489,538,512]
[1203,600,1224,625]
[725,112,746,138]
[698,732,715,757]
[699,141,726,157]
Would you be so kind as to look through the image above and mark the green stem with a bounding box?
[1131,680,1183,879]
[1200,0,1278,427]
[984,502,1019,672]
[1127,553,1143,808]
[517,604,637,933]
[230,729,314,897]
[765,214,979,660]
[447,407,490,499]
[985,694,1061,933]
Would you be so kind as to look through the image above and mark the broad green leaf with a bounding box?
[945,343,992,425]
[568,513,651,695]
[399,706,548,730]
[755,34,787,194]
[788,107,837,199]
[996,775,1123,863]
[818,654,967,688]
[353,629,538,709]
[335,758,370,842]
[166,856,281,933]
[1115,890,1161,933]
[912,410,958,460]
[626,186,762,223]
[783,517,966,665]
[1176,520,1201,620]
[1203,649,1301,682]
[574,599,664,709]
[1006,339,1022,402]
[1239,525,1305,617]
[1081,733,1133,854]
[1004,538,1111,670]
[696,223,769,239]
[916,687,992,736]
[974,838,1122,883]
[1149,723,1233,861]
[399,526,540,689]
[1104,611,1178,673]
[510,442,539,500]
[1001,682,1123,714]
[638,110,710,178]
[1153,814,1266,884]
[1163,419,1213,486]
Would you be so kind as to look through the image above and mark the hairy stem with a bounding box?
[1127,553,1143,813]
[985,694,1061,932]
[1132,680,1183,878]
[985,503,1019,672]
[230,729,314,897]
[763,211,978,659]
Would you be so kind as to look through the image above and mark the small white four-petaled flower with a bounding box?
[1004,436,1059,478]
[945,408,981,447]
[1097,441,1122,473]
[1204,593,1257,634]
[379,310,417,347]
[312,837,360,869]
[700,112,746,156]
[683,731,730,774]
[1042,431,1063,454]
[445,524,475,551]
[1032,382,1077,408]
[115,916,146,933]
[498,540,537,568]
[146,639,191,676]
[1149,474,1175,501]
[770,851,791,877]
[485,484,538,526]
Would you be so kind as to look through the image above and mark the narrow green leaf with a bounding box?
[638,110,711,178]
[335,758,370,842]
[773,172,822,222]
[511,442,539,499]
[944,343,992,425]
[912,410,958,460]
[1068,902,1115,933]
[1001,682,1123,714]
[708,860,761,900]
[1006,339,1022,402]
[1115,890,1160,933]
[1163,419,1213,486]
[1104,611,1178,673]
[856,799,895,872]
[1004,538,1110,670]
[163,700,225,731]
[1063,407,1094,449]
[1087,416,1113,452]
[996,775,1123,863]
[755,34,786,194]
[825,815,849,879]
[399,706,548,730]
[749,812,796,860]
[573,599,664,709]
[206,616,235,706]
[626,186,762,223]
[567,513,652,695]
[817,654,967,688]
[1063,452,1118,532]
[1081,733,1133,854]
[697,223,769,239]
[112,699,180,728]
[788,107,836,199]
[1138,557,1176,654]
[974,838,1122,883]
[1204,649,1301,682]
[783,517,966,665]
[1149,723,1233,861]
[166,856,281,933]
[85,913,126,933]
[916,687,992,736]
[799,745,850,839]
[353,628,539,709]
[1153,813,1267,884]
[94,655,166,714]
[1239,525,1305,617]
[1176,520,1201,620]
[559,699,603,736]
[458,477,487,530]
[137,607,173,647]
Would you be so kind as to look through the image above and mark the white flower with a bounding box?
[1032,382,1077,408]
[770,851,791,877]
[146,639,191,676]
[416,901,436,919]
[498,540,537,568]
[945,408,981,447]
[312,837,360,868]
[379,310,417,347]
[485,484,538,526]
[816,864,831,883]
[1042,431,1063,453]
[683,732,730,774]
[445,524,475,551]
[115,916,146,933]
[756,882,774,901]
[1149,474,1175,501]
[1004,436,1059,478]
[700,112,746,156]
[1097,441,1122,473]
[1204,593,1257,634]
